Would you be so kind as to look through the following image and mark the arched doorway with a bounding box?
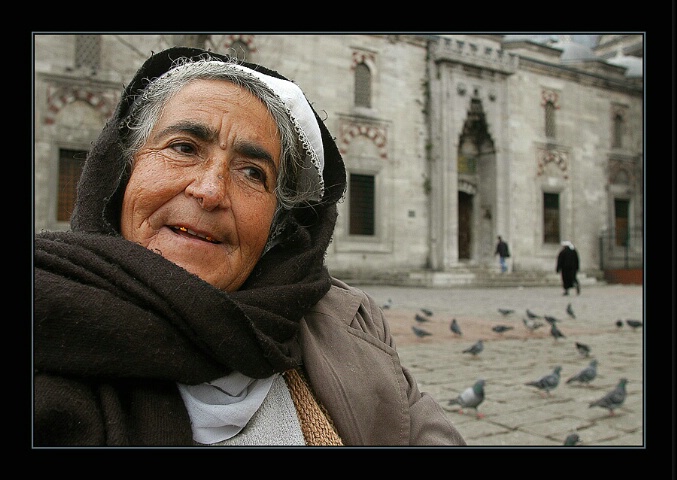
[457,97,494,263]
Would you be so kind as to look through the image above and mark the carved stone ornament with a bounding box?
[536,147,568,177]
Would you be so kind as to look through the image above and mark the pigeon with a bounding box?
[563,433,581,446]
[412,325,432,338]
[575,341,591,357]
[544,315,560,325]
[450,318,462,336]
[525,366,562,397]
[526,309,541,319]
[462,339,484,356]
[523,317,544,333]
[566,303,576,319]
[626,319,643,330]
[550,323,566,341]
[381,298,392,310]
[498,308,514,316]
[589,378,628,416]
[420,308,433,316]
[448,379,485,419]
[566,359,598,385]
[615,319,624,329]
[414,313,430,324]
[492,325,514,334]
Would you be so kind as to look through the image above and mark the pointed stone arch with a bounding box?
[608,157,635,185]
[457,96,496,263]
[44,85,116,125]
[339,121,388,160]
[460,97,495,152]
[536,147,569,179]
[351,50,377,73]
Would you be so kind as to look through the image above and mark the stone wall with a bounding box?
[33,34,643,280]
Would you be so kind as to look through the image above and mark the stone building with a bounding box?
[33,33,643,285]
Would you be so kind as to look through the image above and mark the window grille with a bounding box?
[612,113,623,148]
[544,101,556,139]
[349,173,375,235]
[543,192,560,244]
[354,63,371,108]
[75,35,101,70]
[57,149,87,222]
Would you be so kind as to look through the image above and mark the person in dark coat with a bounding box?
[494,236,510,273]
[556,241,580,295]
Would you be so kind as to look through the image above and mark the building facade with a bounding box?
[33,33,644,285]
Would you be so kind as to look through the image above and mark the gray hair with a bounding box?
[121,57,318,213]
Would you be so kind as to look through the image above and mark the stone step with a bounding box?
[333,268,601,288]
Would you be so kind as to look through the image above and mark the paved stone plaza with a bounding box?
[355,283,644,447]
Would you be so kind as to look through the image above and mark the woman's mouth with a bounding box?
[169,225,220,244]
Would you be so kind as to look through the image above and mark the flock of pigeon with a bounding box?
[444,370,631,431]
[396,299,641,446]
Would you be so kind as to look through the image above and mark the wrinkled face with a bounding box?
[121,79,280,292]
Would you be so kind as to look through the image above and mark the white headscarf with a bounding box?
[226,63,325,201]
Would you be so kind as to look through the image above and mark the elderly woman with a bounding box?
[34,47,466,446]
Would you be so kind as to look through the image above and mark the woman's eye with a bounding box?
[244,166,266,184]
[170,142,196,155]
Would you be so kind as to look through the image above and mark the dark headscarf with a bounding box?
[34,47,346,445]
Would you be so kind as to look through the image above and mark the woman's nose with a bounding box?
[187,167,228,211]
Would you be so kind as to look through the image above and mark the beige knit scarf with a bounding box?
[283,369,343,446]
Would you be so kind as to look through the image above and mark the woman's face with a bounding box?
[121,79,281,291]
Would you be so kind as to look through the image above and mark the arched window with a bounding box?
[545,100,557,139]
[354,62,372,108]
[612,112,623,148]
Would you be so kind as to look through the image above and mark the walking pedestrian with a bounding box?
[556,240,580,295]
[494,236,510,273]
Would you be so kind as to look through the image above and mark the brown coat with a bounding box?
[300,277,466,446]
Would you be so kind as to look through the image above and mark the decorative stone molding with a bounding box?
[610,104,627,120]
[351,50,377,71]
[44,84,116,125]
[541,89,560,109]
[339,121,388,160]
[536,147,568,177]
[430,37,518,74]
[458,178,477,194]
[608,156,636,185]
